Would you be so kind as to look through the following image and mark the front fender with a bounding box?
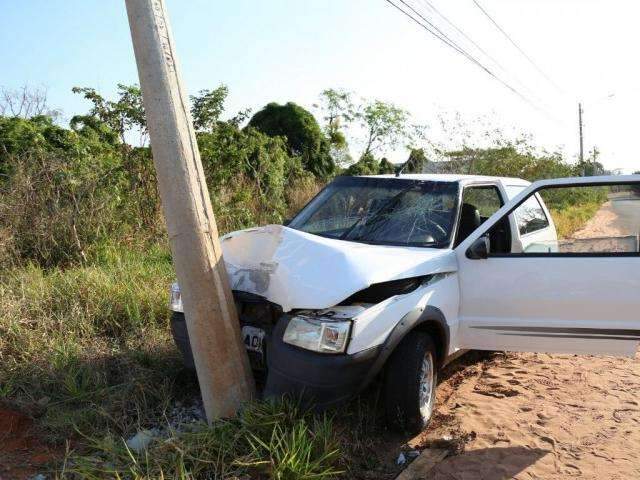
[361,306,449,387]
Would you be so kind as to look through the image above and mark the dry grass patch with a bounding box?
[550,201,602,239]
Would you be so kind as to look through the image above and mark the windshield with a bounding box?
[288,176,460,247]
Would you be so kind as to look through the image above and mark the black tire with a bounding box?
[384,332,438,433]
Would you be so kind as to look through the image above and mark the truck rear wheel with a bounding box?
[383,331,437,433]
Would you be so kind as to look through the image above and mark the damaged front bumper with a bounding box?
[170,309,383,407]
[169,279,437,407]
[264,315,382,408]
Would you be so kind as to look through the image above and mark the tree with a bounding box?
[403,148,428,173]
[345,152,381,176]
[379,157,396,174]
[69,114,120,147]
[0,85,59,119]
[0,115,76,180]
[577,147,605,176]
[197,122,297,201]
[445,143,574,181]
[0,114,120,168]
[316,89,354,168]
[317,89,354,138]
[344,153,397,176]
[356,99,422,158]
[247,102,334,177]
[316,90,425,167]
[72,84,146,145]
[190,85,228,131]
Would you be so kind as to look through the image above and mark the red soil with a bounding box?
[0,407,59,480]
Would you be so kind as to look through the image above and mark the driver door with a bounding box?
[455,176,640,357]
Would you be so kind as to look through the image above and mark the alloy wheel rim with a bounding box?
[418,351,434,420]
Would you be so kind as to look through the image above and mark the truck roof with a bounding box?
[363,173,531,186]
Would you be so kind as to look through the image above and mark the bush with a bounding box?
[0,115,322,268]
[539,186,609,238]
[0,146,165,268]
[344,152,383,176]
[248,102,335,178]
[446,145,576,181]
[549,202,603,238]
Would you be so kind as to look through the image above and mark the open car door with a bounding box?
[455,175,640,357]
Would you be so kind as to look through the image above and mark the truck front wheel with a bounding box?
[383,332,438,433]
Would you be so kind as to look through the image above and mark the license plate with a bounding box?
[242,325,265,354]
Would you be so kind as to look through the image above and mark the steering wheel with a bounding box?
[408,216,449,244]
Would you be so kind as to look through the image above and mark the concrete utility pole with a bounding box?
[125,0,254,421]
[578,102,584,165]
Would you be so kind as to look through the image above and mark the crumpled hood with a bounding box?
[221,224,457,312]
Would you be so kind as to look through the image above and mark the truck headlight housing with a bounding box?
[169,282,183,313]
[283,316,351,353]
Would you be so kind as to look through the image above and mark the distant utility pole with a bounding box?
[125,0,254,421]
[578,102,584,165]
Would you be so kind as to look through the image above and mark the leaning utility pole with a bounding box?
[125,0,254,421]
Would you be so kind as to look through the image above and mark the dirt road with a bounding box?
[575,193,640,239]
[417,198,640,479]
[560,193,640,253]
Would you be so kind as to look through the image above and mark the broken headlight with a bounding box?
[169,282,183,313]
[283,316,351,353]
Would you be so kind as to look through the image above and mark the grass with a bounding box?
[550,201,603,239]
[0,243,181,441]
[60,399,343,480]
[0,242,347,479]
[0,173,345,478]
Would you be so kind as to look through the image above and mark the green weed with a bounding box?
[61,399,343,480]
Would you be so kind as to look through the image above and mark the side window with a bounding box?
[462,186,503,220]
[487,183,640,255]
[456,185,505,248]
[514,195,549,235]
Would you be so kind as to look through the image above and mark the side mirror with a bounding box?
[283,218,291,226]
[466,235,490,260]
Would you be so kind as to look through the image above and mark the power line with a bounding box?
[392,0,509,84]
[414,0,548,109]
[384,0,560,122]
[472,0,563,93]
[392,0,480,64]
[417,0,505,73]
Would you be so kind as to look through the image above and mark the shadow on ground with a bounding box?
[431,446,549,480]
[333,350,503,479]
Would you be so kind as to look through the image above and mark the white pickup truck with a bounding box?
[170,174,640,432]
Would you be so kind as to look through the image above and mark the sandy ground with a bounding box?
[560,199,639,253]
[419,352,640,479]
[412,200,640,479]
[573,200,631,239]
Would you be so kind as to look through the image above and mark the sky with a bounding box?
[2,0,639,173]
